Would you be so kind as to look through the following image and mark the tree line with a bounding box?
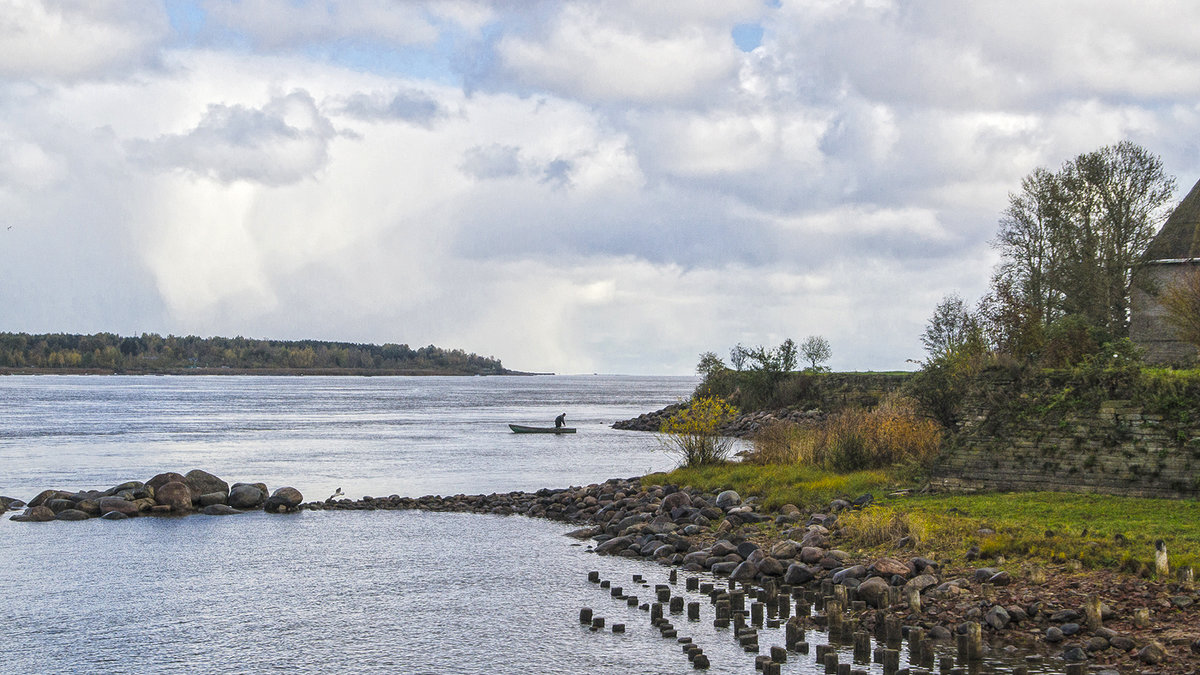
[0,332,509,375]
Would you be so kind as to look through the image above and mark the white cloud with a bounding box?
[0,0,168,80]
[497,3,746,104]
[130,90,336,185]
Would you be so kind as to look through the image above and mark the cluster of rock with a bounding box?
[4,469,304,522]
[297,477,1199,671]
[611,405,824,437]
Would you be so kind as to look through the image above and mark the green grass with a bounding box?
[863,491,1200,573]
[643,461,1200,575]
[641,463,898,511]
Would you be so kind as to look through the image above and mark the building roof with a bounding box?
[1145,178,1200,261]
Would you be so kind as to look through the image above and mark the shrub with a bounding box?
[812,396,943,471]
[659,396,739,467]
[745,422,817,465]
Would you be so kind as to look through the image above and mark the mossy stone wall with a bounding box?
[931,370,1200,498]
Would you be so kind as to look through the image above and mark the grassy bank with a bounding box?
[643,463,1200,575]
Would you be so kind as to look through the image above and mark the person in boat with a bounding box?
[555,412,566,428]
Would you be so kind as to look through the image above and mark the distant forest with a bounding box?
[0,332,510,375]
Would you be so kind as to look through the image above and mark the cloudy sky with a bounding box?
[1,1,1198,374]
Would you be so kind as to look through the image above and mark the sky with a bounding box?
[1,1,1199,375]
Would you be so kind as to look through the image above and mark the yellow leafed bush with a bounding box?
[659,396,739,467]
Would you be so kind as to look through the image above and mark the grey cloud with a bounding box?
[130,90,335,186]
[459,144,524,180]
[340,90,447,127]
[540,158,573,188]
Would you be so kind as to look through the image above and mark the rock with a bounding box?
[851,493,873,508]
[927,626,952,641]
[1169,595,1194,609]
[829,499,851,512]
[1060,623,1080,636]
[145,472,186,495]
[1005,605,1028,623]
[595,536,633,555]
[783,564,816,585]
[799,546,825,564]
[985,605,1010,630]
[198,492,227,507]
[832,565,867,584]
[54,509,91,521]
[100,511,129,520]
[714,490,741,509]
[1062,645,1086,663]
[710,540,738,557]
[711,562,738,576]
[28,489,69,508]
[200,504,240,516]
[758,557,785,577]
[184,469,229,501]
[910,557,939,573]
[779,504,801,516]
[1137,641,1167,665]
[730,561,758,581]
[76,499,100,515]
[856,576,891,608]
[1085,636,1110,652]
[971,567,998,583]
[21,505,55,522]
[905,574,939,593]
[96,497,139,517]
[736,541,759,559]
[565,527,600,539]
[228,484,267,509]
[987,570,1012,586]
[1045,627,1064,643]
[1050,608,1081,623]
[769,540,797,559]
[264,486,302,513]
[45,498,76,513]
[1191,638,1200,654]
[154,481,193,512]
[659,491,691,513]
[871,557,911,577]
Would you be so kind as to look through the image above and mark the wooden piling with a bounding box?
[1156,539,1170,579]
[657,585,671,602]
[770,645,787,663]
[627,595,638,606]
[692,653,709,669]
[908,627,924,659]
[670,569,678,584]
[853,631,871,661]
[1084,594,1102,631]
[1065,664,1086,675]
[671,596,685,614]
[881,649,899,675]
[611,586,623,598]
[778,593,791,619]
[1133,607,1150,628]
[688,601,700,621]
[651,603,663,622]
[904,586,922,614]
[824,651,839,674]
[1180,565,1195,589]
[600,579,610,589]
[591,616,605,629]
[751,602,764,626]
[579,607,593,624]
[587,571,600,582]
[885,615,902,646]
[687,576,699,591]
[700,582,713,594]
[785,616,804,649]
[730,589,746,613]
[964,622,982,661]
[612,623,625,633]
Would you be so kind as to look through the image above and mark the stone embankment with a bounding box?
[3,469,303,521]
[303,478,1199,673]
[613,405,825,438]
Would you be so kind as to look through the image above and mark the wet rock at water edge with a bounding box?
[264,487,303,513]
[155,481,193,513]
[228,483,267,509]
[145,472,186,496]
[55,509,91,521]
[96,497,139,517]
[200,504,240,516]
[184,469,229,501]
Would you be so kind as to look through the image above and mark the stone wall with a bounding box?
[931,371,1200,499]
[1130,260,1200,366]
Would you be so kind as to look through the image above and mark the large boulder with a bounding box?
[905,574,940,593]
[595,536,634,555]
[184,470,229,501]
[783,563,817,585]
[28,489,70,508]
[154,481,193,512]
[21,505,56,522]
[45,498,76,514]
[228,483,267,509]
[856,576,891,608]
[871,557,912,577]
[659,491,692,513]
[145,472,186,495]
[200,504,240,516]
[198,492,227,507]
[96,497,139,517]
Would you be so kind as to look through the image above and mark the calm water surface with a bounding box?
[0,376,1046,674]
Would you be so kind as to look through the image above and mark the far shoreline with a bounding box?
[0,367,550,377]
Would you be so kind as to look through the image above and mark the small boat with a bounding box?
[509,424,576,434]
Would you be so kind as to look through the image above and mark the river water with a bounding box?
[0,376,1046,674]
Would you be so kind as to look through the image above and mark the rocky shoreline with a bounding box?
[612,404,826,437]
[8,472,1198,673]
[2,469,304,521]
[301,477,1199,674]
